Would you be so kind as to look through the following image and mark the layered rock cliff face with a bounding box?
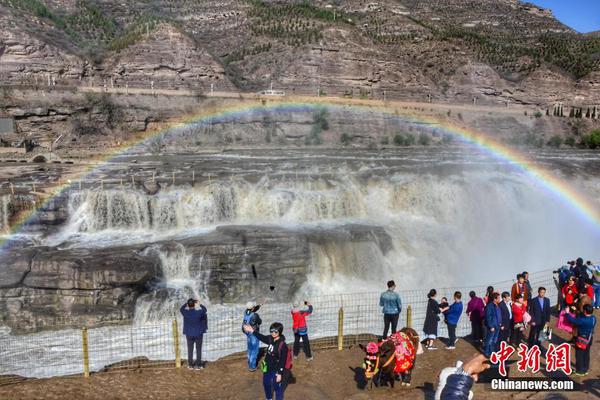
[0,221,391,333]
[1,0,598,105]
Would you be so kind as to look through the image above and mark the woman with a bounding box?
[483,286,495,305]
[423,289,447,350]
[566,304,596,376]
[562,276,579,310]
[243,322,289,400]
[511,294,527,345]
[466,291,485,344]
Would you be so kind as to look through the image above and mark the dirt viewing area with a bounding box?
[0,313,598,400]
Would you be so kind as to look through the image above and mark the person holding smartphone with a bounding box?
[291,300,313,361]
[180,298,208,369]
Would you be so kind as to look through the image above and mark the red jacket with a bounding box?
[512,302,526,324]
[562,284,578,306]
[291,305,313,334]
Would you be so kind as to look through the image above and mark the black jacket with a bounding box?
[499,301,512,330]
[253,332,287,374]
[423,298,441,335]
[441,374,474,400]
[529,296,551,326]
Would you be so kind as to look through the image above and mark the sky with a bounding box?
[528,0,600,33]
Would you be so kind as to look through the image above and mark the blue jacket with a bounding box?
[180,304,208,337]
[440,373,474,400]
[380,290,402,315]
[566,314,596,337]
[444,301,463,325]
[484,302,500,329]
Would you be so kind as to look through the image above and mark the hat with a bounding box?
[245,301,255,309]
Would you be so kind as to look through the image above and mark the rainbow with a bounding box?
[2,96,600,250]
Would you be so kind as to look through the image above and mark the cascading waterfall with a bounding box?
[51,167,600,315]
[0,195,10,233]
[134,244,209,324]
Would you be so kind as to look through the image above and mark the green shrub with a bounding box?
[418,133,431,146]
[393,134,406,146]
[546,135,562,148]
[581,130,600,149]
[564,136,576,147]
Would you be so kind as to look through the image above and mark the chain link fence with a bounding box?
[0,270,557,381]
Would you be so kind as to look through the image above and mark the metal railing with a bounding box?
[0,270,557,381]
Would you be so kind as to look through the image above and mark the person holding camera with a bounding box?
[180,298,208,369]
[291,300,313,361]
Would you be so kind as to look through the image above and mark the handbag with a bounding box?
[522,311,532,325]
[557,310,574,334]
[575,334,592,350]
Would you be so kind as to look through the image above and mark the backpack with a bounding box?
[278,341,293,370]
[242,312,254,333]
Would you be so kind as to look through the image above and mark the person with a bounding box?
[574,257,589,283]
[380,280,402,339]
[440,297,450,311]
[439,353,490,400]
[243,322,289,400]
[522,271,533,303]
[243,301,262,371]
[483,286,494,305]
[511,294,527,345]
[561,276,579,311]
[443,292,463,350]
[566,304,596,376]
[498,292,513,344]
[588,261,600,309]
[577,280,594,313]
[424,289,446,350]
[291,301,313,361]
[483,293,501,357]
[180,298,208,369]
[527,287,551,348]
[510,274,529,306]
[466,291,485,344]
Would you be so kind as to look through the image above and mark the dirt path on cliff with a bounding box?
[1,314,598,400]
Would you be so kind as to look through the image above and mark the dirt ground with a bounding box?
[1,313,598,400]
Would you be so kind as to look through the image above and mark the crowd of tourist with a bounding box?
[176,258,598,400]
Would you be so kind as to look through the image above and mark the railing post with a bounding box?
[406,305,412,329]
[82,327,90,378]
[337,307,344,350]
[173,319,181,368]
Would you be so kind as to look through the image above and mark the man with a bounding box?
[483,293,501,357]
[180,298,208,369]
[498,292,513,344]
[522,271,533,303]
[511,274,529,305]
[242,301,262,371]
[586,261,600,309]
[443,291,463,350]
[466,291,485,343]
[528,287,551,348]
[379,280,402,339]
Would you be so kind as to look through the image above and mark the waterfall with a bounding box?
[50,166,600,302]
[0,195,10,233]
[134,244,208,324]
